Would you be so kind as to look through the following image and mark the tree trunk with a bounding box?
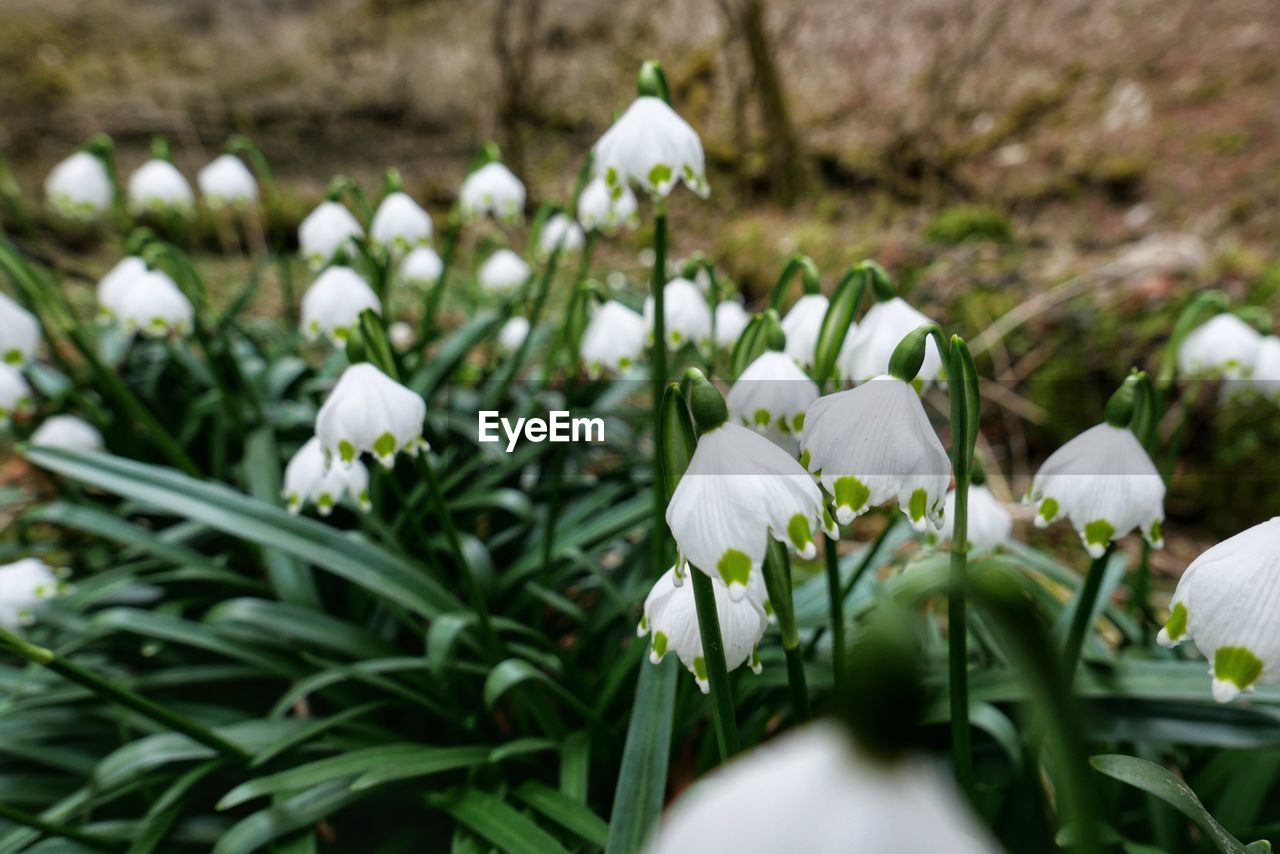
[736,0,805,205]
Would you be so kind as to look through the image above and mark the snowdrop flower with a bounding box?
[727,351,819,454]
[282,436,371,516]
[315,363,427,468]
[0,364,33,426]
[115,270,193,338]
[399,247,444,290]
[592,97,709,198]
[938,485,1012,554]
[96,256,148,322]
[459,162,525,225]
[644,278,711,351]
[580,301,645,378]
[647,722,999,854]
[300,266,381,345]
[667,422,830,600]
[0,559,69,631]
[44,152,113,221]
[714,301,750,350]
[299,201,364,270]
[1178,313,1262,380]
[801,377,951,531]
[780,294,829,369]
[1028,423,1164,558]
[370,192,432,255]
[577,176,638,234]
[197,154,257,210]
[388,321,415,353]
[497,316,530,354]
[841,298,942,384]
[477,249,531,296]
[1250,336,1280,401]
[1158,518,1280,702]
[537,213,585,258]
[0,292,39,366]
[30,415,103,452]
[638,566,768,692]
[126,160,194,216]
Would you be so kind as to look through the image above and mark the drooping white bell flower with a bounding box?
[282,436,371,516]
[0,292,40,366]
[96,256,148,322]
[644,278,711,352]
[30,415,103,452]
[840,298,942,384]
[667,422,830,601]
[637,566,768,692]
[780,294,829,370]
[497,316,530,354]
[298,201,364,270]
[1028,423,1164,558]
[44,152,113,222]
[315,362,427,468]
[580,300,645,379]
[576,176,639,234]
[1178,313,1263,380]
[197,154,257,210]
[0,559,69,631]
[646,722,1000,854]
[1250,336,1280,402]
[727,351,819,454]
[801,377,951,531]
[300,266,381,346]
[399,247,444,290]
[477,249,531,296]
[458,162,526,225]
[0,364,33,426]
[1158,518,1280,702]
[370,192,433,255]
[938,485,1012,554]
[537,213,585,258]
[388,321,415,353]
[592,97,709,199]
[714,301,750,350]
[115,270,193,338]
[126,160,194,216]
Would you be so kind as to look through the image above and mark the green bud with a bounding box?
[888,324,938,383]
[636,60,672,105]
[763,308,786,352]
[150,136,172,163]
[84,133,115,159]
[471,141,503,172]
[124,227,155,257]
[970,457,987,487]
[382,168,404,195]
[684,367,728,433]
[659,383,697,500]
[865,260,896,302]
[812,264,867,385]
[1105,371,1143,428]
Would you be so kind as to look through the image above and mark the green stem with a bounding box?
[1062,552,1110,679]
[823,538,846,693]
[649,205,668,580]
[689,569,739,760]
[419,216,461,345]
[0,802,124,852]
[948,469,974,796]
[762,542,809,721]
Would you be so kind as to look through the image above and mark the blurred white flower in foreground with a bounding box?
[497,316,530,354]
[478,249,531,296]
[31,415,104,453]
[370,192,432,255]
[1028,423,1164,558]
[593,97,708,198]
[299,202,364,270]
[0,292,40,366]
[45,152,113,222]
[1159,518,1280,702]
[939,484,1012,554]
[647,721,1000,854]
[0,364,33,426]
[801,377,950,531]
[283,436,371,516]
[727,351,819,454]
[644,278,711,351]
[580,301,645,378]
[537,213,585,259]
[459,162,525,225]
[115,270,194,339]
[197,154,257,210]
[638,566,767,692]
[300,266,381,346]
[577,177,638,234]
[127,160,194,216]
[667,422,829,601]
[316,362,426,468]
[714,301,750,350]
[840,298,941,384]
[96,256,148,322]
[1178,313,1262,381]
[779,294,828,370]
[399,247,444,290]
[0,559,69,632]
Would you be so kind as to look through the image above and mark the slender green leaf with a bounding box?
[513,782,608,847]
[427,788,566,854]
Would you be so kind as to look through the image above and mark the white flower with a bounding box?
[126,160,194,216]
[577,176,638,234]
[1158,518,1280,702]
[537,214,585,258]
[647,722,999,854]
[299,202,364,270]
[939,485,1012,554]
[197,154,257,210]
[714,301,750,350]
[30,415,103,452]
[478,249,531,296]
[801,377,951,531]
[667,422,830,600]
[840,298,942,384]
[1028,423,1164,558]
[0,559,68,631]
[459,162,525,225]
[300,266,381,345]
[0,364,33,426]
[580,300,645,378]
[778,294,829,370]
[1251,336,1280,401]
[388,321,415,353]
[592,97,709,198]
[44,152,113,221]
[727,351,819,454]
[282,436,371,516]
[370,192,432,255]
[1178,313,1263,380]
[399,247,444,289]
[497,316,530,354]
[0,292,40,366]
[637,567,768,692]
[96,256,148,322]
[644,278,711,352]
[115,270,193,338]
[315,363,427,468]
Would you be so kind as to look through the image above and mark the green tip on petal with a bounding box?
[1213,646,1263,700]
[833,476,871,523]
[1083,519,1116,554]
[651,631,668,662]
[787,513,815,557]
[716,549,752,590]
[338,440,358,463]
[1037,497,1059,525]
[1162,602,1188,645]
[908,488,928,523]
[752,408,771,427]
[693,656,708,683]
[372,431,397,461]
